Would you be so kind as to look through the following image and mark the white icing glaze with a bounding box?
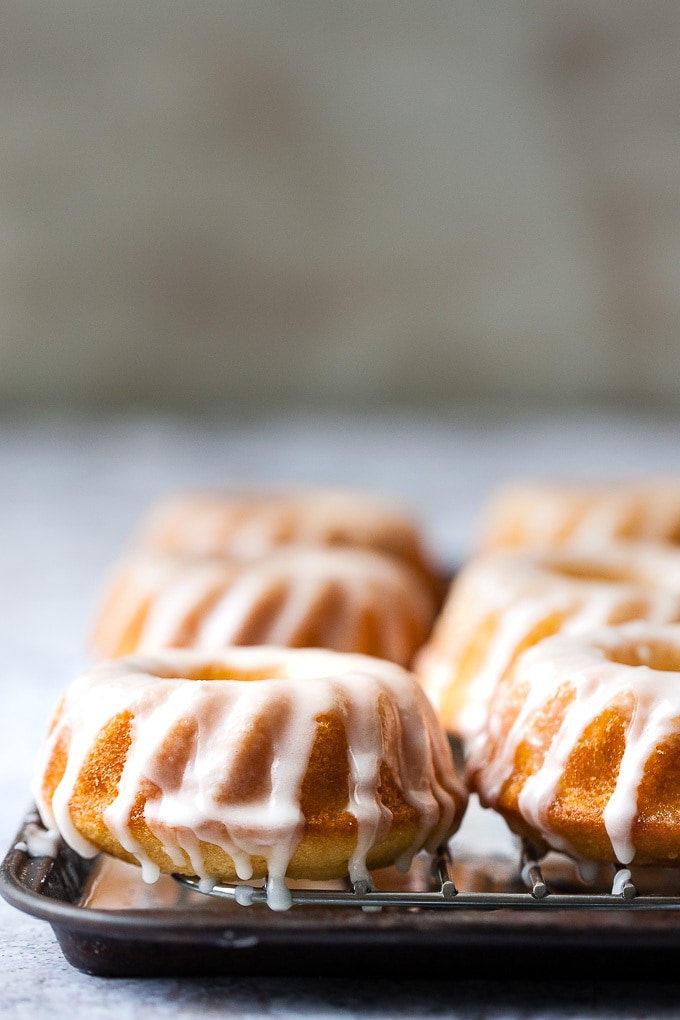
[21,822,62,859]
[468,622,680,866]
[32,647,463,910]
[81,856,204,909]
[90,546,436,666]
[416,542,680,741]
[611,868,633,896]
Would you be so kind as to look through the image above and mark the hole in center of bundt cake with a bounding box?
[604,641,680,672]
[165,664,283,682]
[548,559,638,585]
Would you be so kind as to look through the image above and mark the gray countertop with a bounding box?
[3,404,680,1019]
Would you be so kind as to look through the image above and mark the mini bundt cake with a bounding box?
[132,486,441,591]
[414,542,680,743]
[31,647,467,910]
[475,477,680,553]
[88,545,438,667]
[466,622,680,868]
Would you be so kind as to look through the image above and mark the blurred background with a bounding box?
[2,0,680,414]
[5,7,680,998]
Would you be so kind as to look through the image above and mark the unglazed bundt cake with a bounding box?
[475,477,680,554]
[132,486,441,591]
[32,647,467,910]
[466,622,680,868]
[414,542,680,743]
[88,545,438,667]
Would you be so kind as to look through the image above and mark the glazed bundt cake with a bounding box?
[475,477,680,554]
[88,545,438,667]
[466,622,680,868]
[32,647,467,910]
[414,542,680,743]
[132,486,440,589]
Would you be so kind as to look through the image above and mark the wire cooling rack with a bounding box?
[174,842,680,912]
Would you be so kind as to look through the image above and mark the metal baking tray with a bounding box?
[5,802,680,979]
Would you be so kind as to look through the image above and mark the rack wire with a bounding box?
[174,842,680,912]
